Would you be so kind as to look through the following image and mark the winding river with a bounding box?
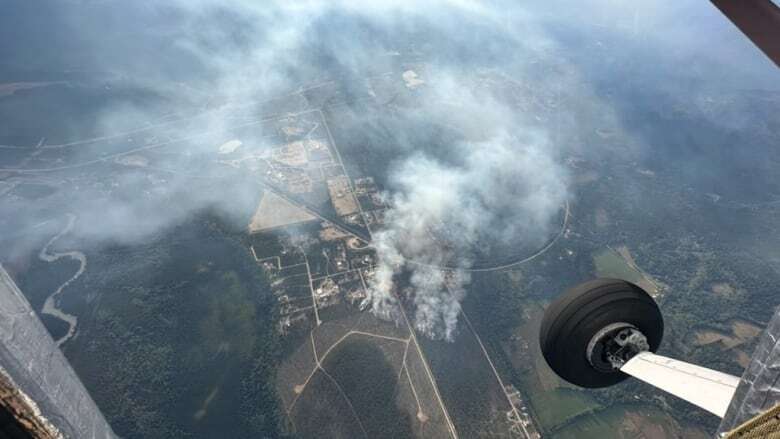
[38,213,85,346]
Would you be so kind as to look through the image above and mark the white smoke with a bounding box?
[7,0,769,340]
[365,78,569,339]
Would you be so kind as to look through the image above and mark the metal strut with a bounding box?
[587,321,740,418]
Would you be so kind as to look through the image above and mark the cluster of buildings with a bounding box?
[260,229,378,335]
[505,385,542,439]
[234,113,387,335]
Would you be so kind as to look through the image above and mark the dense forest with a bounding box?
[461,130,780,435]
[16,212,287,438]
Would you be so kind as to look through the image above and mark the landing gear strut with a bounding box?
[539,278,741,418]
[539,278,664,388]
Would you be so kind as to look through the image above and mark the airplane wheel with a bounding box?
[539,278,663,388]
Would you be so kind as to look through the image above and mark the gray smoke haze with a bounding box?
[1,0,777,339]
[364,78,569,339]
[368,147,564,338]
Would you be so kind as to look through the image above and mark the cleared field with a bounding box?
[732,320,761,339]
[248,191,316,233]
[692,319,761,368]
[304,139,333,163]
[529,385,597,430]
[736,350,752,368]
[273,140,308,166]
[694,330,740,348]
[692,320,761,367]
[593,247,660,296]
[711,282,736,296]
[320,225,350,241]
[693,320,761,349]
[327,176,360,216]
[396,367,429,437]
[552,405,709,439]
[512,304,601,431]
[403,342,455,439]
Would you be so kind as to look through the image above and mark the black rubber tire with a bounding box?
[539,278,663,388]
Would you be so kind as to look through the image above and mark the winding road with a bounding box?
[405,199,570,273]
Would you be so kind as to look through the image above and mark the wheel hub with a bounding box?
[586,322,650,372]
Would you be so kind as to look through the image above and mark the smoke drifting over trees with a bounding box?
[1,0,776,339]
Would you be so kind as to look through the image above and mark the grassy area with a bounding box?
[513,304,602,431]
[552,405,709,439]
[553,410,631,439]
[530,386,600,430]
[593,248,645,285]
[592,247,662,297]
[531,338,597,426]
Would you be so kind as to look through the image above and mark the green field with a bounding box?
[531,386,600,430]
[553,411,628,439]
[551,404,708,439]
[593,248,646,286]
[513,305,602,431]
